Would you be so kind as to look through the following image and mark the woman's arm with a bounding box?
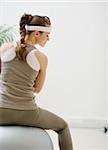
[33,51,48,93]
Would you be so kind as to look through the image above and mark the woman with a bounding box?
[0,13,73,150]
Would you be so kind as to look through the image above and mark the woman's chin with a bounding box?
[41,44,46,47]
[38,43,45,47]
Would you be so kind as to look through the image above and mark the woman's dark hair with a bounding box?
[15,13,51,60]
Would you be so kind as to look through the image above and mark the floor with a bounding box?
[47,127,107,150]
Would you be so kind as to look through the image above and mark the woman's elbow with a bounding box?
[35,89,41,94]
[33,87,42,94]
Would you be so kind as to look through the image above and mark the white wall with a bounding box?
[0,1,107,149]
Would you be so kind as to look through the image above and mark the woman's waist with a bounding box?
[0,85,34,98]
[0,91,35,101]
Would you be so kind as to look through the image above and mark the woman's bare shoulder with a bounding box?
[34,50,48,67]
[0,42,15,54]
[35,50,47,58]
[35,50,48,61]
[0,42,14,49]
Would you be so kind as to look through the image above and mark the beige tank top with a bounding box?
[0,43,40,110]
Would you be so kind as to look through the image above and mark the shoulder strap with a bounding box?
[15,41,36,60]
[24,44,36,60]
[25,43,36,53]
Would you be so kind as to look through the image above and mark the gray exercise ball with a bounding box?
[0,126,54,150]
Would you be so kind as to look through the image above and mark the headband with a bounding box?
[26,25,51,32]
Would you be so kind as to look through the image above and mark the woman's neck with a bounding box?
[25,39,34,46]
[25,35,36,46]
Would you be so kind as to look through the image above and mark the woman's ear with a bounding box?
[34,31,41,37]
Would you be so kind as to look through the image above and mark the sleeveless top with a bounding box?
[0,43,40,110]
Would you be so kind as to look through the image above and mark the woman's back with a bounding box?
[0,43,39,110]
